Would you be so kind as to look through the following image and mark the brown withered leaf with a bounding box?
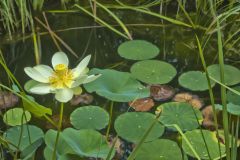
[129,98,155,111]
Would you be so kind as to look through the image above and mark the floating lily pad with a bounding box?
[118,40,159,60]
[179,71,215,91]
[84,69,150,102]
[227,86,240,105]
[215,103,240,116]
[3,125,44,152]
[114,112,164,143]
[130,60,177,84]
[158,102,203,131]
[135,139,182,160]
[207,64,240,86]
[44,129,76,160]
[70,106,109,130]
[182,130,225,159]
[62,128,115,159]
[3,108,31,126]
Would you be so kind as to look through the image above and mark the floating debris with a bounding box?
[149,84,175,101]
[0,91,19,109]
[173,92,203,109]
[45,115,71,129]
[128,98,155,111]
[70,93,94,106]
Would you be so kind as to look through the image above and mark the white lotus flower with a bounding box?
[24,52,100,103]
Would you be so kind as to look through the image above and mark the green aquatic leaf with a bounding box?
[178,71,215,91]
[215,103,240,116]
[84,68,150,102]
[118,40,160,60]
[114,112,164,143]
[70,106,109,130]
[182,130,226,160]
[207,64,240,86]
[130,60,177,84]
[3,108,31,126]
[227,86,240,105]
[44,129,76,160]
[3,125,44,152]
[135,139,182,160]
[62,128,115,159]
[158,102,203,131]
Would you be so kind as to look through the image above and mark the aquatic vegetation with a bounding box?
[3,108,31,126]
[114,112,164,143]
[216,103,240,116]
[130,60,177,84]
[201,105,216,130]
[157,102,203,131]
[24,52,100,102]
[118,40,160,60]
[182,130,226,159]
[84,68,150,102]
[135,139,183,160]
[227,86,240,105]
[207,64,240,86]
[45,115,70,129]
[4,125,44,159]
[70,105,109,130]
[179,71,215,91]
[129,97,155,112]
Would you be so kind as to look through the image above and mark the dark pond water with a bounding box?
[0,2,239,159]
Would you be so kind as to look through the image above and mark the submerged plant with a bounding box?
[24,52,100,102]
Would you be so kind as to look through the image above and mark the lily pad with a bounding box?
[215,103,240,116]
[158,102,203,131]
[207,64,240,86]
[130,60,177,84]
[3,108,31,126]
[70,106,109,130]
[3,125,44,152]
[227,86,240,105]
[178,71,215,91]
[182,129,225,159]
[62,128,115,159]
[114,112,164,143]
[135,139,182,160]
[44,129,76,160]
[84,69,150,102]
[118,40,159,60]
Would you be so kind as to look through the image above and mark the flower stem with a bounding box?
[106,101,114,139]
[52,102,64,160]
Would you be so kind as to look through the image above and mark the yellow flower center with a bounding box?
[49,64,74,89]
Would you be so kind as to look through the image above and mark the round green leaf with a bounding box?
[44,129,76,160]
[182,130,225,159]
[136,139,182,160]
[114,112,164,143]
[158,102,203,131]
[84,69,150,102]
[227,86,240,105]
[118,40,159,60]
[130,60,177,84]
[179,71,215,91]
[207,64,240,86]
[3,108,31,126]
[62,128,115,159]
[70,106,109,130]
[3,125,44,152]
[215,103,240,116]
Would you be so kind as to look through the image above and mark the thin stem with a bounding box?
[52,102,64,160]
[106,101,114,139]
